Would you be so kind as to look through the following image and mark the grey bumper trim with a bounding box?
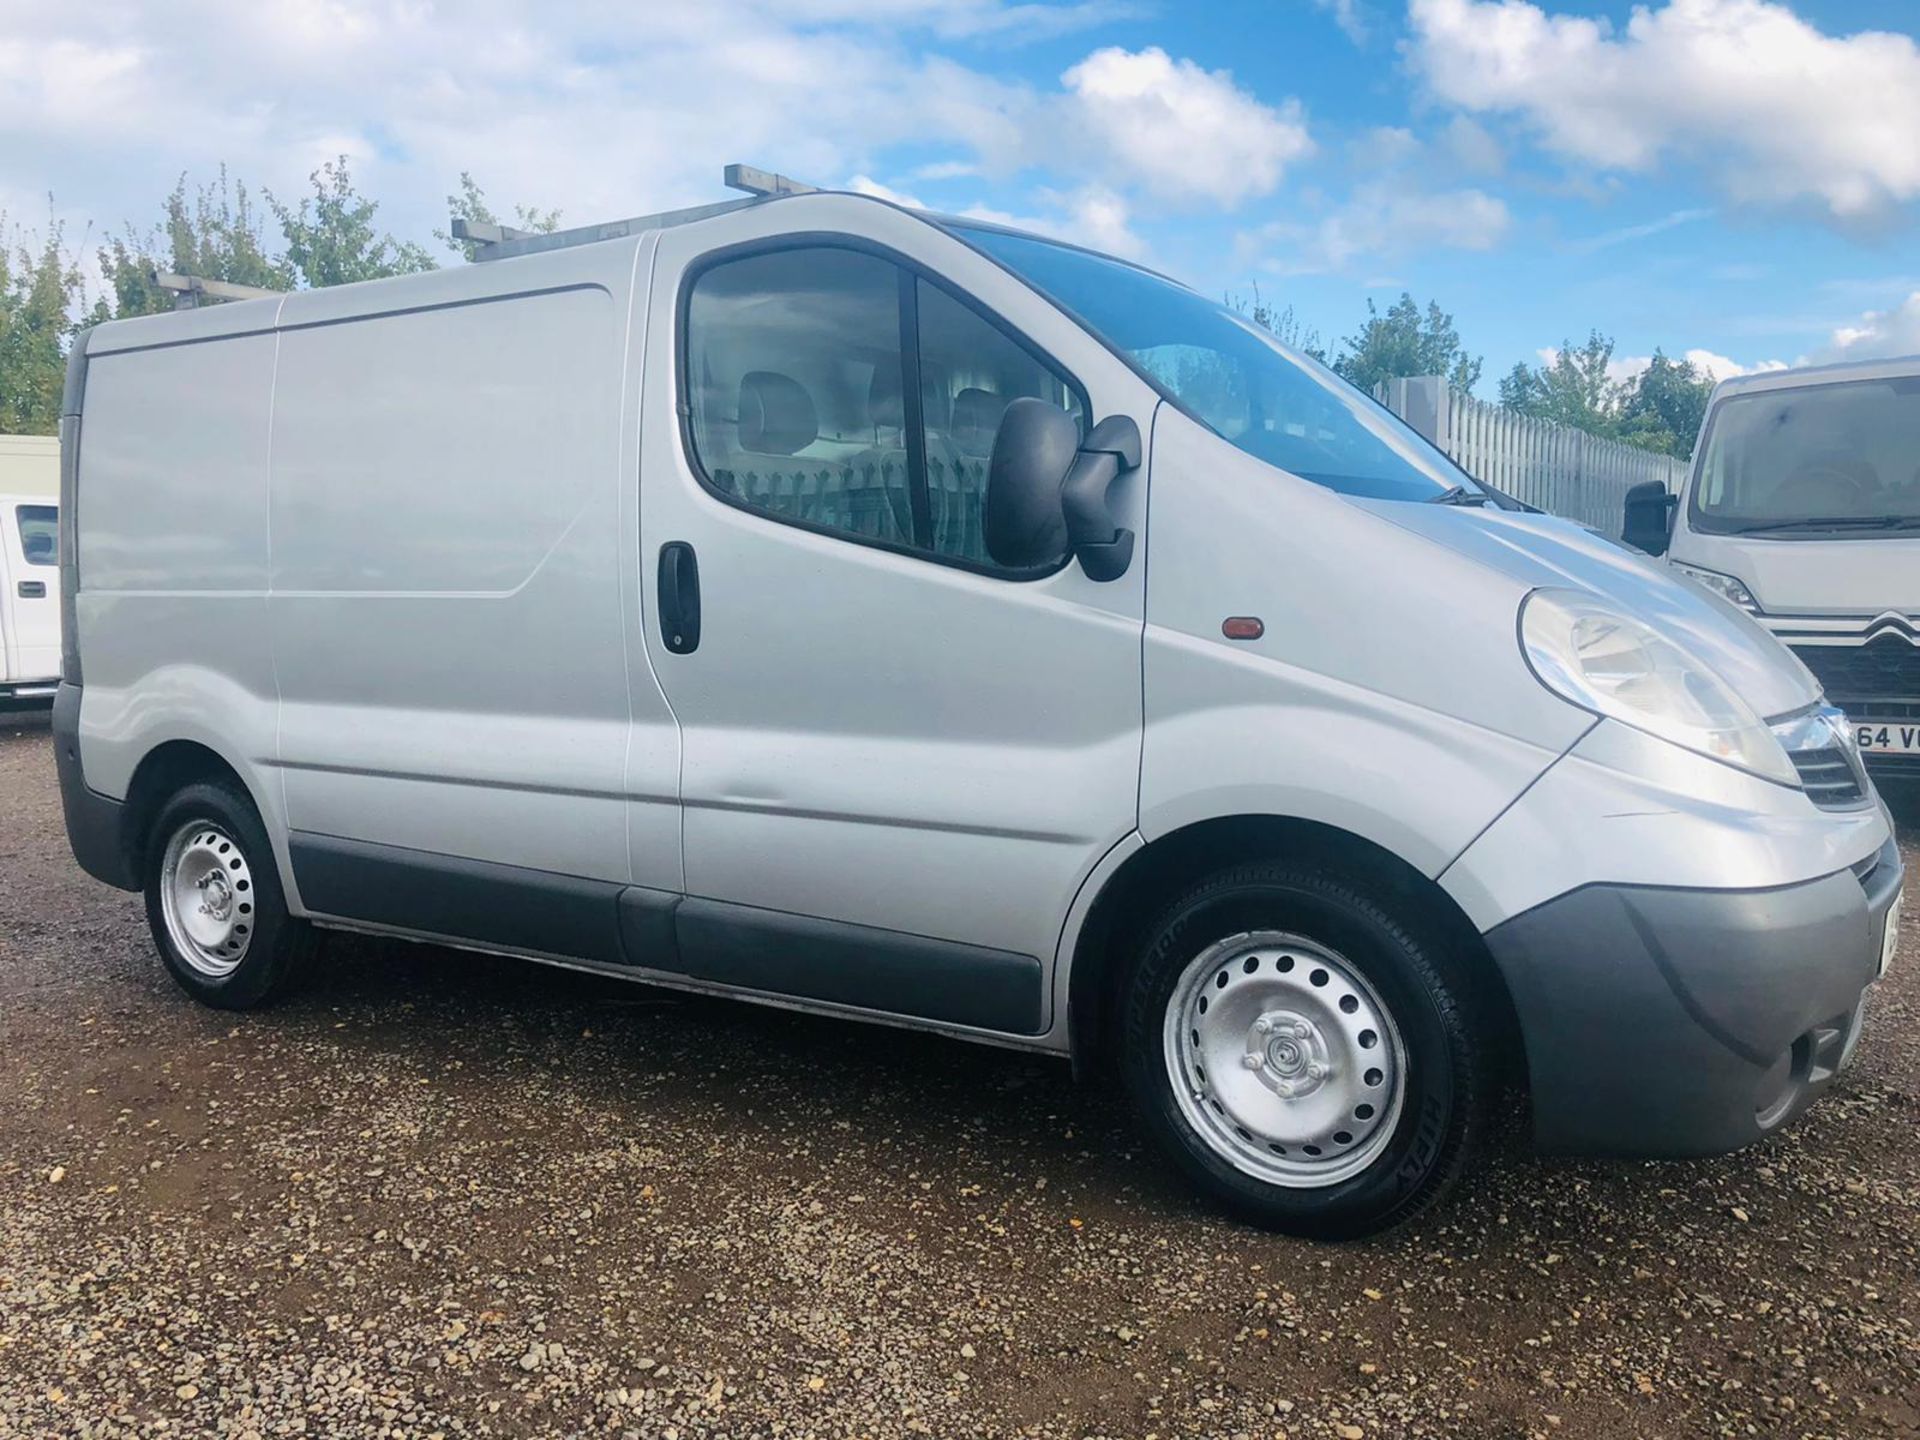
[53,683,137,891]
[1485,849,1901,1158]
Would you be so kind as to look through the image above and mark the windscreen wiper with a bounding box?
[1729,514,1920,534]
[1430,484,1490,506]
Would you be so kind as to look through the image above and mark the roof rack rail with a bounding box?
[151,270,287,310]
[456,163,821,264]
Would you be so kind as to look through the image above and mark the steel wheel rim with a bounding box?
[1163,930,1408,1189]
[159,820,257,978]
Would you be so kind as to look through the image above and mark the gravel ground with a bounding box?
[1,710,1916,1440]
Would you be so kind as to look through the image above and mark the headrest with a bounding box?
[950,388,1009,456]
[868,363,904,431]
[738,371,817,456]
[23,532,54,562]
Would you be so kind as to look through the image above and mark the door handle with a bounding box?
[657,541,701,654]
[17,581,46,599]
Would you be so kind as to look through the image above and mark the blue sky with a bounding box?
[3,0,1917,390]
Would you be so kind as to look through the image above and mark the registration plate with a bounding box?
[1881,894,1902,979]
[1855,721,1920,755]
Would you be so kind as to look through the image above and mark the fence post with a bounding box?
[1390,376,1451,454]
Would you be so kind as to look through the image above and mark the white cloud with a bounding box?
[1679,349,1789,381]
[1564,206,1712,254]
[1060,186,1144,258]
[1060,46,1312,207]
[1311,0,1369,44]
[1817,292,1920,363]
[1406,0,1920,220]
[846,174,926,209]
[1541,346,1789,384]
[0,2,1279,286]
[850,173,1144,257]
[1438,116,1505,176]
[1256,184,1510,274]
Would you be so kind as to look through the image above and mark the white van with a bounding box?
[1624,357,1920,790]
[0,493,60,702]
[55,179,1903,1237]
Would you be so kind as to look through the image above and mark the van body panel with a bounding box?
[265,240,679,894]
[69,323,282,865]
[639,197,1158,1005]
[1441,718,1893,931]
[1139,407,1583,880]
[1672,528,1920,616]
[84,294,280,356]
[1369,497,1822,721]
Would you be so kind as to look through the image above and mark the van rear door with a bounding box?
[636,200,1158,1037]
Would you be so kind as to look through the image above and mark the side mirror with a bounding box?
[1622,479,1677,557]
[984,399,1079,569]
[984,400,1140,581]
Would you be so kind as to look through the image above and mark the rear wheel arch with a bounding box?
[1067,815,1522,1084]
[121,740,275,883]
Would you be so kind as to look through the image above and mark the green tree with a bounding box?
[1616,349,1714,459]
[1332,293,1482,394]
[1498,330,1619,435]
[269,157,435,289]
[0,212,85,434]
[1230,283,1329,363]
[436,172,561,262]
[95,167,293,321]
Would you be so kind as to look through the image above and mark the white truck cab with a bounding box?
[1625,356,1920,791]
[0,492,60,702]
[54,177,1903,1237]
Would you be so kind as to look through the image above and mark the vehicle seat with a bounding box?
[712,370,911,544]
[926,387,1007,562]
[838,365,917,542]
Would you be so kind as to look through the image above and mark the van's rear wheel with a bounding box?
[143,781,316,1009]
[1122,862,1488,1239]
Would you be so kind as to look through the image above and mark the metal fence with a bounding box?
[1374,376,1687,537]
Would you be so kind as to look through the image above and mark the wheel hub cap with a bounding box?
[1163,931,1408,1189]
[159,822,256,979]
[1247,1011,1330,1098]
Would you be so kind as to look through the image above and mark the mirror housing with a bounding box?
[984,398,1079,569]
[1622,479,1677,557]
[984,400,1139,581]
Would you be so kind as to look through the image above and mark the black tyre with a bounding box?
[1121,861,1490,1239]
[142,780,317,1010]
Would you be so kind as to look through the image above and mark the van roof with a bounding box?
[1713,351,1920,399]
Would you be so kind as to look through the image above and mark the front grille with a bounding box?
[1790,636,1920,703]
[1787,745,1867,809]
[1845,698,1920,722]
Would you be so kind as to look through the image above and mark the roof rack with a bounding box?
[152,270,287,310]
[455,163,821,263]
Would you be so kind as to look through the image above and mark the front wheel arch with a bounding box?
[1067,816,1523,1089]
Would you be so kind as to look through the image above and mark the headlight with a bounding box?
[1671,561,1759,613]
[1521,588,1796,785]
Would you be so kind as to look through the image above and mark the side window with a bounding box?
[15,505,57,566]
[685,249,915,547]
[915,280,1085,563]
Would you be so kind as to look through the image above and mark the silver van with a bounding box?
[1625,357,1920,790]
[54,177,1904,1237]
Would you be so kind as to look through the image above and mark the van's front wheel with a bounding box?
[143,782,316,1009]
[1122,863,1489,1239]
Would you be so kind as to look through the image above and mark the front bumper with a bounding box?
[1485,835,1903,1156]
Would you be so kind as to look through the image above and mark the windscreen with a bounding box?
[1691,375,1920,535]
[950,224,1478,502]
